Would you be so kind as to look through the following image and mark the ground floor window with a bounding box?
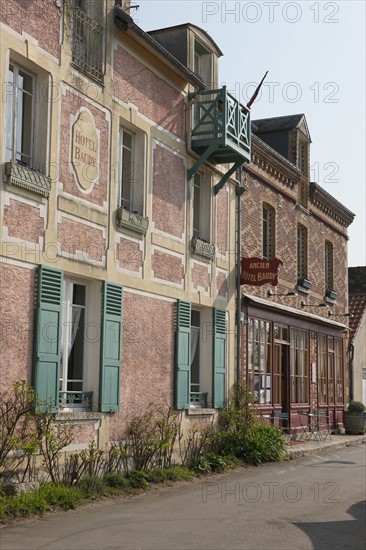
[247,318,271,404]
[33,266,123,413]
[318,334,327,404]
[318,334,343,405]
[175,302,226,409]
[290,328,309,403]
[60,280,87,407]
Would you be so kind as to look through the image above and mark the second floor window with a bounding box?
[118,127,145,216]
[262,204,275,260]
[325,241,334,290]
[71,0,104,83]
[193,173,211,242]
[297,224,308,280]
[5,63,34,166]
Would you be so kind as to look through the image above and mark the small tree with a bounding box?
[0,381,40,484]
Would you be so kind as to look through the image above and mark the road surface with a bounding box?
[1,445,365,550]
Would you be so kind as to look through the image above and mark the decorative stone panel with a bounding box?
[152,249,184,286]
[152,144,185,239]
[1,0,61,59]
[58,217,106,264]
[4,198,44,244]
[113,46,185,139]
[116,237,143,273]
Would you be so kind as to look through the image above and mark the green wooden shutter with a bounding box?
[213,308,226,409]
[174,300,191,410]
[33,265,63,413]
[100,282,123,412]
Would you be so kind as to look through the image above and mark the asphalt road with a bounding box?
[1,445,365,550]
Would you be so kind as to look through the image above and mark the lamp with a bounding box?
[267,290,298,298]
[328,311,354,318]
[301,300,329,309]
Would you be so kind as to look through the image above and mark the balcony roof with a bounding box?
[148,23,224,58]
[114,8,205,89]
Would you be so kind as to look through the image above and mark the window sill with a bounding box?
[55,411,103,421]
[5,161,51,197]
[324,290,337,303]
[187,408,216,417]
[116,207,149,235]
[297,278,312,294]
[191,237,216,261]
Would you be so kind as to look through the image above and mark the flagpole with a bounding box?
[247,70,268,109]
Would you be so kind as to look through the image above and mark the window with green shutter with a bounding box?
[100,282,123,412]
[33,265,63,413]
[174,300,191,410]
[213,308,226,408]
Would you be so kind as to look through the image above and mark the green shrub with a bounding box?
[146,468,169,483]
[103,473,130,489]
[0,484,82,519]
[5,492,46,517]
[189,456,212,474]
[348,401,366,413]
[164,466,191,481]
[145,466,192,483]
[38,483,82,509]
[127,470,148,489]
[189,453,226,474]
[240,423,286,466]
[205,452,227,472]
[78,476,106,498]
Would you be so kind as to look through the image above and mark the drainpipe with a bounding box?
[236,173,246,382]
[348,341,354,403]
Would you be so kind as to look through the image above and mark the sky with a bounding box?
[134,0,365,267]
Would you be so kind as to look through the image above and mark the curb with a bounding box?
[286,436,366,459]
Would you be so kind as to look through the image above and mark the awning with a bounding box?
[242,293,348,330]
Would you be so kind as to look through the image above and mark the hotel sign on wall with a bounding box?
[71,110,99,191]
[240,257,283,286]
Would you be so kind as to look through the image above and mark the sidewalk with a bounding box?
[286,433,366,459]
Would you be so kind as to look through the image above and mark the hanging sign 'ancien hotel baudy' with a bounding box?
[240,257,283,286]
[72,110,99,192]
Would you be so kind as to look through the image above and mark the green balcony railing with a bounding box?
[190,86,251,165]
[59,391,93,411]
[190,392,208,408]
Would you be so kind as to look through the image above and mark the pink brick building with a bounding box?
[0,1,354,447]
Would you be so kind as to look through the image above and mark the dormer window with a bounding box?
[194,40,213,86]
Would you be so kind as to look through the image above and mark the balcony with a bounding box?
[191,236,215,260]
[5,161,51,197]
[190,87,251,165]
[116,207,149,235]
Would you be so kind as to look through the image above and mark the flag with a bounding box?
[246,71,268,109]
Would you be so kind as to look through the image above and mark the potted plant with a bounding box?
[344,401,366,434]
